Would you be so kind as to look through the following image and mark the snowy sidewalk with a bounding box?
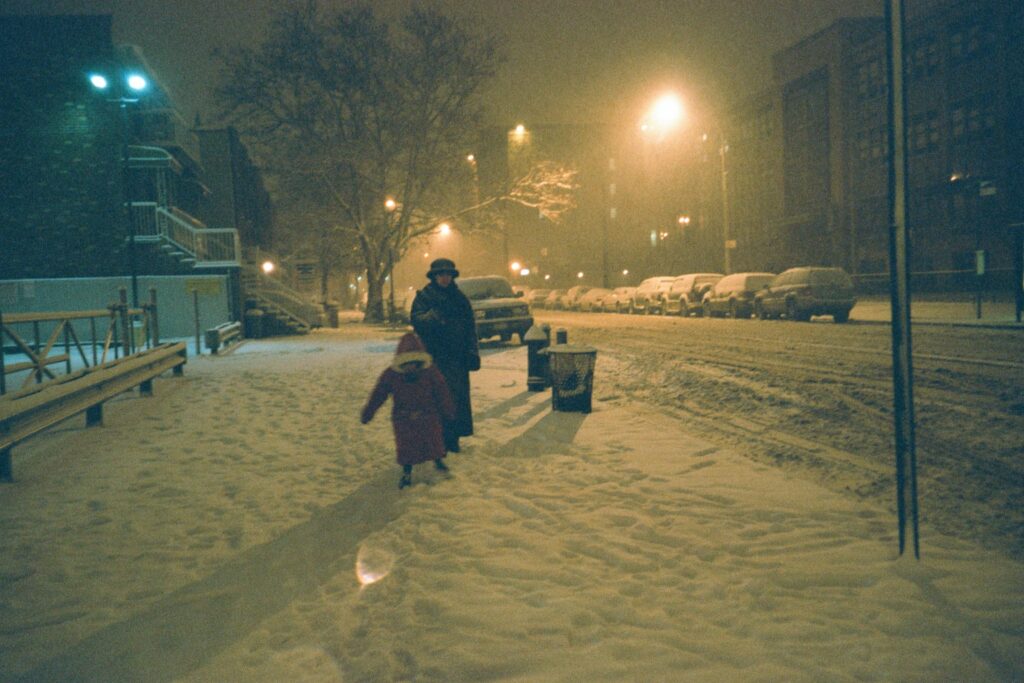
[1,326,1022,682]
[851,297,1021,328]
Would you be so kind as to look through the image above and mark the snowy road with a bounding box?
[534,310,1024,559]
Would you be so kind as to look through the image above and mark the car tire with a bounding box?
[728,300,738,318]
[755,301,765,320]
[703,301,712,318]
[786,299,799,321]
[833,310,850,324]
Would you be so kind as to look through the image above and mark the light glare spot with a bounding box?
[356,543,394,588]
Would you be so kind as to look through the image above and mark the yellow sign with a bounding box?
[184,278,222,295]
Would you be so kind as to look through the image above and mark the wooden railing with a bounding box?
[1,288,160,396]
[0,342,187,481]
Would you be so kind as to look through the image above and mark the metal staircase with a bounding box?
[241,266,323,335]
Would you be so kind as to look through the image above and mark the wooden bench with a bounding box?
[0,342,187,482]
[205,321,242,355]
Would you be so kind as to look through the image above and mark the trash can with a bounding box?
[324,304,340,328]
[543,344,597,413]
[244,309,264,339]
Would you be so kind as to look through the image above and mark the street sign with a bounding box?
[184,278,221,295]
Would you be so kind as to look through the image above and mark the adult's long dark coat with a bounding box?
[361,335,455,466]
[410,281,480,444]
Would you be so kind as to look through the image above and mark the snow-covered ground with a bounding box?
[1,319,1022,681]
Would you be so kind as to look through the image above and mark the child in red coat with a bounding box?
[361,333,456,489]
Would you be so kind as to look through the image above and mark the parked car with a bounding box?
[559,285,593,311]
[702,272,776,318]
[630,276,676,314]
[754,266,857,323]
[458,275,534,342]
[661,272,724,316]
[602,287,636,313]
[578,287,611,312]
[542,289,567,309]
[525,288,551,307]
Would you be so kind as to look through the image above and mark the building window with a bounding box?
[910,111,940,154]
[856,58,887,99]
[907,35,940,80]
[951,94,997,141]
[949,21,995,64]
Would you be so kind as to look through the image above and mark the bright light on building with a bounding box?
[261,260,275,274]
[678,215,691,225]
[544,274,551,280]
[510,261,521,272]
[466,154,475,162]
[622,269,629,276]
[384,197,397,211]
[126,73,148,91]
[438,222,451,236]
[520,268,530,276]
[515,124,525,135]
[577,271,584,279]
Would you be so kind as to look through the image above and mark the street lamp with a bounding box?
[88,68,149,308]
[384,197,398,322]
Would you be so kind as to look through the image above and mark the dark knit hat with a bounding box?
[426,258,459,279]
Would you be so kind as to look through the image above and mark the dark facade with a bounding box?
[195,127,274,251]
[0,15,127,279]
[729,0,1021,290]
[0,14,270,291]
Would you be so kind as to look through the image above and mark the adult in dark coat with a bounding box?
[361,332,455,488]
[410,258,480,453]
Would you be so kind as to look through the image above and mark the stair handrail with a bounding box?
[154,206,240,266]
[243,267,322,329]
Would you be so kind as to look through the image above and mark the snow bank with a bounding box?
[1,324,1021,682]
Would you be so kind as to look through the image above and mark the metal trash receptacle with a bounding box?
[543,344,597,413]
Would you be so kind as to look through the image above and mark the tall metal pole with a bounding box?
[119,97,139,309]
[886,0,920,559]
[719,138,732,275]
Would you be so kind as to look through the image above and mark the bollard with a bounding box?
[555,328,568,344]
[524,324,551,391]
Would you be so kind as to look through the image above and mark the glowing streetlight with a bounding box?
[544,274,551,281]
[261,260,275,274]
[678,215,691,226]
[88,68,152,308]
[466,153,475,163]
[577,271,584,279]
[640,93,685,137]
[515,124,525,135]
[384,197,397,212]
[510,261,522,272]
[438,222,451,236]
[622,269,629,276]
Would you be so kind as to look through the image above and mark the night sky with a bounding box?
[1,0,881,127]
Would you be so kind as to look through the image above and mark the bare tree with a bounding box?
[215,2,577,321]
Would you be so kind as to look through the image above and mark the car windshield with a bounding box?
[810,269,853,287]
[459,277,515,300]
[695,275,720,286]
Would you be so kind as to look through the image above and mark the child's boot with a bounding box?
[399,465,413,489]
[434,458,449,472]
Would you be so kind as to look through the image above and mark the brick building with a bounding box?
[0,15,272,293]
[725,0,1023,290]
